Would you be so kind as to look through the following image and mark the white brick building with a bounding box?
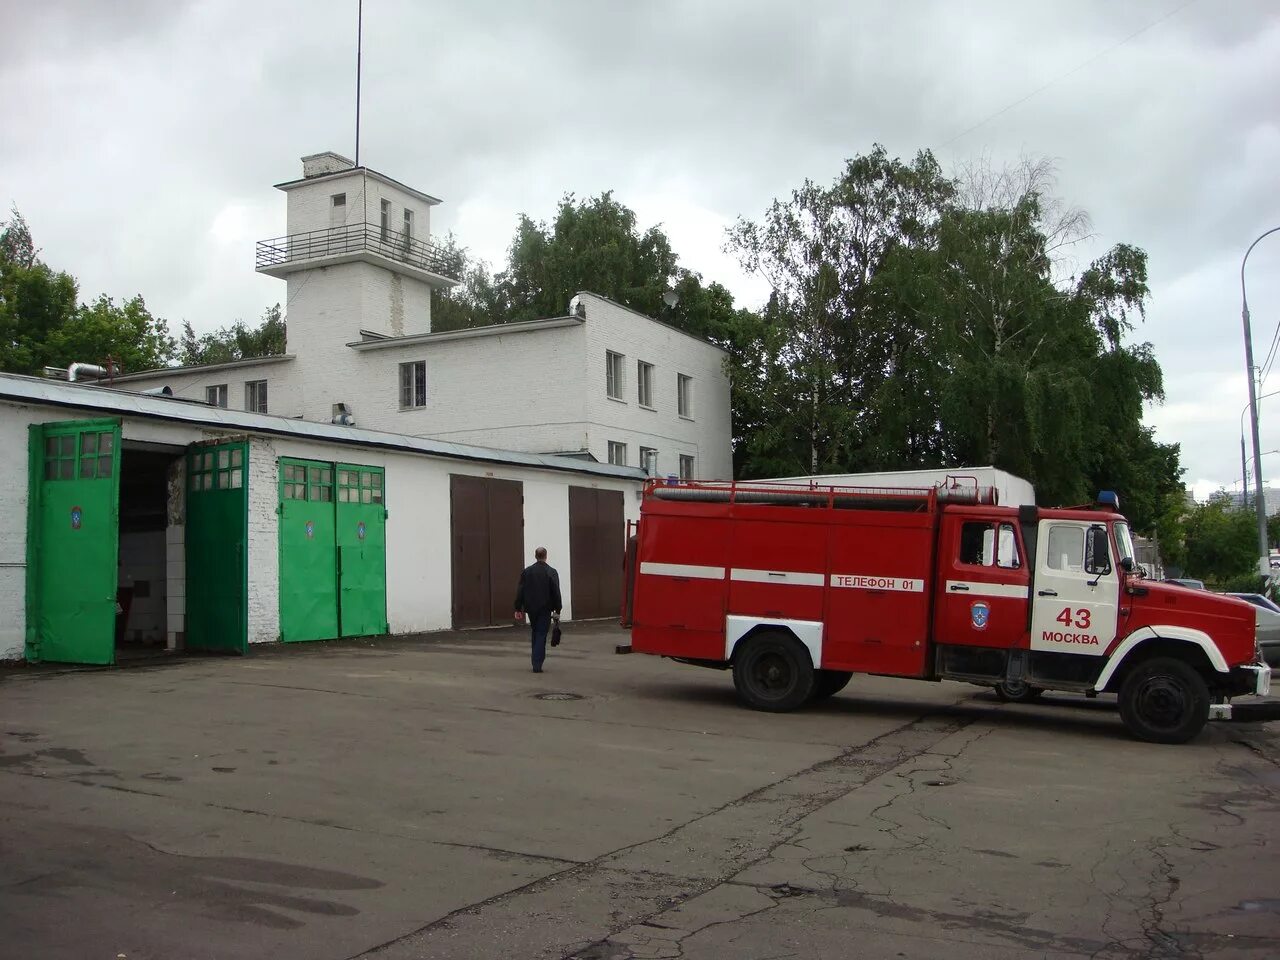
[102,152,733,482]
[2,373,646,664]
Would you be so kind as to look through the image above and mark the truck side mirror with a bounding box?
[1120,557,1135,573]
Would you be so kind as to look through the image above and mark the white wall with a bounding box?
[285,168,435,250]
[247,436,282,644]
[579,293,733,480]
[106,358,300,417]
[0,406,32,659]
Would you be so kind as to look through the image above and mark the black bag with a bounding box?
[551,623,562,647]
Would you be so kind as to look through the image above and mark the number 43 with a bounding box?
[1056,607,1091,629]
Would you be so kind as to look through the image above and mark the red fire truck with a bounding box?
[622,479,1273,743]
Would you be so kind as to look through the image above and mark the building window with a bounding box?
[608,441,627,466]
[206,384,228,408]
[679,455,694,481]
[245,380,268,414]
[639,446,657,475]
[189,445,244,493]
[399,360,426,409]
[677,374,693,418]
[339,466,384,504]
[332,193,346,209]
[403,207,414,238]
[380,199,391,240]
[331,193,346,228]
[606,351,625,400]
[637,360,654,408]
[43,430,114,481]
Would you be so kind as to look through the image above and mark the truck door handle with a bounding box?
[1038,589,1058,597]
[949,584,969,592]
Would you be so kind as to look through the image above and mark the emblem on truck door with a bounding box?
[970,601,991,630]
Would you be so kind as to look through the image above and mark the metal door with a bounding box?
[278,459,338,642]
[1029,520,1121,657]
[486,478,524,624]
[569,487,625,619]
[336,464,387,637]
[934,512,1031,650]
[26,419,121,664]
[450,475,491,628]
[185,441,248,654]
[450,475,524,628]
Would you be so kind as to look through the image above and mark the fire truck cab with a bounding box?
[624,480,1272,744]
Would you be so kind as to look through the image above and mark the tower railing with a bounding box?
[255,222,460,280]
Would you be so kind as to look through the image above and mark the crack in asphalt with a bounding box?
[341,709,975,959]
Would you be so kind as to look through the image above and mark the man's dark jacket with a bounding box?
[515,561,562,617]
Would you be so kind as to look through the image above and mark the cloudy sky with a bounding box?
[3,0,1278,496]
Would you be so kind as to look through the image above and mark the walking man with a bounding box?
[515,546,562,673]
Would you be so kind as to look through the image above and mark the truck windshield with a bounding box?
[1114,521,1136,569]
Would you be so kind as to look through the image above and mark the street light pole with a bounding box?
[1243,226,1280,568]
[1240,390,1280,505]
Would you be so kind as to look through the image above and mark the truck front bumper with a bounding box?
[1208,663,1278,721]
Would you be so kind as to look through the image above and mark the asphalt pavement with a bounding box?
[1,624,1277,959]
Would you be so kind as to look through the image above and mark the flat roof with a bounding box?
[0,373,645,482]
[347,316,581,351]
[576,291,728,355]
[103,354,295,383]
[273,166,442,206]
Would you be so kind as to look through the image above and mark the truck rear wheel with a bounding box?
[1118,657,1210,744]
[810,670,853,703]
[732,632,815,712]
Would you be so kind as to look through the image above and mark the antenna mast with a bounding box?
[354,0,363,166]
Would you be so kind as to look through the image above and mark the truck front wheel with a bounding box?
[1118,657,1210,744]
[732,632,815,712]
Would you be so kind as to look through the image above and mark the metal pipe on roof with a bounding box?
[67,363,109,382]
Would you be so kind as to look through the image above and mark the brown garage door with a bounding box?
[569,486,625,620]
[450,475,524,628]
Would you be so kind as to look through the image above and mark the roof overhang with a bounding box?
[98,354,295,384]
[0,372,643,482]
[273,166,442,206]
[347,316,581,351]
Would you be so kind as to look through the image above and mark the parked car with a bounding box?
[1163,577,1206,590]
[1225,592,1280,667]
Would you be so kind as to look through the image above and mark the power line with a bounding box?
[940,0,1200,149]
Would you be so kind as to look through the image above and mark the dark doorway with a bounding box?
[568,486,625,620]
[450,475,524,628]
[117,446,178,659]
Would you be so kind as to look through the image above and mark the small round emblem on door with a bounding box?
[357,521,366,540]
[70,506,82,530]
[305,520,314,539]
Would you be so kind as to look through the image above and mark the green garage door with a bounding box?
[279,460,339,643]
[336,465,387,637]
[25,419,122,664]
[279,460,387,642]
[186,442,248,654]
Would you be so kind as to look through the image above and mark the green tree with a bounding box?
[727,145,955,477]
[1182,494,1258,586]
[503,192,680,322]
[178,304,285,366]
[428,235,507,333]
[1,208,176,375]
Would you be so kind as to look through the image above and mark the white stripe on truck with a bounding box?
[639,562,725,580]
[730,568,825,587]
